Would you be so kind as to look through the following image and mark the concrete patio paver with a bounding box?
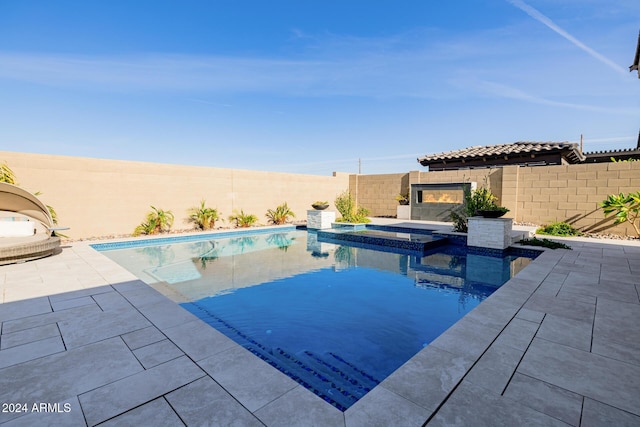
[166,376,264,426]
[503,373,583,427]
[0,221,638,426]
[78,356,205,426]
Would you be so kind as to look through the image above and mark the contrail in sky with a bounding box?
[507,0,628,76]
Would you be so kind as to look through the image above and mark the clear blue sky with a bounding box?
[1,1,639,175]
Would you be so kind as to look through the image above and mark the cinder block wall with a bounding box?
[3,150,638,238]
[351,168,504,218]
[350,173,409,217]
[351,163,640,237]
[515,162,640,235]
[0,151,350,238]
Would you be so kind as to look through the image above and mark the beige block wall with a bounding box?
[350,173,409,217]
[414,168,504,201]
[516,162,640,236]
[351,169,505,219]
[4,150,638,238]
[351,163,640,237]
[0,151,350,238]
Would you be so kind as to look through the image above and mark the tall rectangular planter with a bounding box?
[307,210,336,230]
[396,205,411,220]
[468,217,513,250]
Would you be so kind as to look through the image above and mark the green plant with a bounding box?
[313,201,328,205]
[187,200,221,230]
[228,210,258,228]
[266,202,295,225]
[0,162,17,184]
[33,191,58,225]
[468,186,498,214]
[133,206,174,236]
[600,192,640,237]
[610,157,639,162]
[536,222,582,237]
[450,182,501,232]
[2,164,60,226]
[395,192,409,205]
[334,190,371,223]
[518,237,572,250]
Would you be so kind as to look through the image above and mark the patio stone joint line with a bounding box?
[500,314,545,397]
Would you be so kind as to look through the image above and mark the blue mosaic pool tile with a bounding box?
[366,224,434,235]
[316,229,447,254]
[91,226,296,251]
[467,245,542,259]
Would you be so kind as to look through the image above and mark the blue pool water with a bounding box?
[96,228,536,410]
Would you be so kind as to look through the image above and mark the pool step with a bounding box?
[297,350,380,397]
[317,229,447,254]
[180,303,378,410]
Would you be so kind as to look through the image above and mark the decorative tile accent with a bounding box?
[91,226,296,251]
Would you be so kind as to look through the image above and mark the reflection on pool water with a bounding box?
[97,229,535,410]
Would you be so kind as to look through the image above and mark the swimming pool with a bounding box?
[95,227,536,410]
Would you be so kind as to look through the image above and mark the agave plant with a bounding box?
[228,210,258,228]
[266,202,295,225]
[187,200,221,230]
[133,206,174,236]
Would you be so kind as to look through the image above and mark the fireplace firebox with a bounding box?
[410,182,475,221]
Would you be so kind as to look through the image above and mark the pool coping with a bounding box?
[1,220,639,425]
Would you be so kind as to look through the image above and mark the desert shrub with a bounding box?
[133,206,174,236]
[518,237,572,250]
[187,200,221,230]
[266,202,295,225]
[536,222,582,237]
[334,190,370,223]
[228,210,258,228]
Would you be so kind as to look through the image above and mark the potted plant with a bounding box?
[311,201,329,210]
[477,206,509,218]
[395,192,410,205]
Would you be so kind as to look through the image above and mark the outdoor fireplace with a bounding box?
[411,182,474,221]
